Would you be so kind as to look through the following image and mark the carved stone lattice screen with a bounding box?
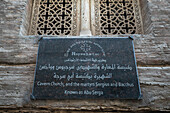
[29,0,79,36]
[94,0,143,35]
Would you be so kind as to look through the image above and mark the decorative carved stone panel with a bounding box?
[29,0,80,36]
[94,0,143,35]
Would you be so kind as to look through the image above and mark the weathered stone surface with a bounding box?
[0,111,166,113]
[0,35,169,65]
[0,65,169,111]
[0,0,170,112]
[148,0,170,37]
[0,0,170,65]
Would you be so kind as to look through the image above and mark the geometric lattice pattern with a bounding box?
[94,0,142,35]
[100,0,136,34]
[30,0,79,36]
[37,0,72,35]
[30,0,142,36]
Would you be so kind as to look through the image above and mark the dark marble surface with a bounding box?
[31,37,141,100]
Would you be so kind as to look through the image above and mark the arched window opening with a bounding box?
[93,0,143,35]
[28,0,144,36]
[29,0,80,36]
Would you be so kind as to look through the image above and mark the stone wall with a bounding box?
[0,0,169,112]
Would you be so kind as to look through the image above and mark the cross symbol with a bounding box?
[80,43,91,53]
[104,24,115,33]
[40,24,51,34]
[59,0,70,7]
[103,11,114,19]
[120,11,131,19]
[42,11,52,20]
[58,11,69,20]
[43,0,53,7]
[57,25,68,34]
[103,0,113,6]
[119,0,129,6]
[122,24,133,33]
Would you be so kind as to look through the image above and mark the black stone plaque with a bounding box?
[31,37,141,100]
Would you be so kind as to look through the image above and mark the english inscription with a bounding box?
[31,37,141,99]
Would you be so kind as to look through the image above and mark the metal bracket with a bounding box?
[128,36,134,40]
[30,94,36,100]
